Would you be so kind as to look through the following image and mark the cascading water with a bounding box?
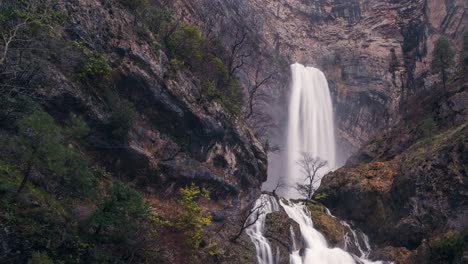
[286,63,336,198]
[247,64,387,264]
[245,194,281,264]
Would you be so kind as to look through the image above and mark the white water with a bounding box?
[245,194,280,264]
[286,63,336,198]
[246,64,386,264]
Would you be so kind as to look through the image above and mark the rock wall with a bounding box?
[45,0,267,201]
[318,80,468,263]
[171,0,466,162]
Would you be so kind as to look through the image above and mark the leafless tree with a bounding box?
[272,175,286,195]
[0,1,54,122]
[227,27,252,78]
[244,59,275,119]
[231,196,267,242]
[296,152,328,200]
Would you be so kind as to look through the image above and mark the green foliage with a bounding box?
[87,181,148,236]
[168,24,206,69]
[166,24,244,115]
[431,231,466,263]
[314,193,328,201]
[78,49,112,84]
[106,92,136,140]
[28,251,54,264]
[16,111,96,196]
[176,183,211,250]
[431,37,455,88]
[65,113,90,140]
[419,117,438,138]
[139,5,173,36]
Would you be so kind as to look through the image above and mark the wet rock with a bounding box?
[369,246,413,264]
[306,202,350,248]
[264,210,303,264]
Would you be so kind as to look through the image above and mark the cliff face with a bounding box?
[171,0,466,161]
[48,0,267,200]
[0,0,267,262]
[319,80,468,263]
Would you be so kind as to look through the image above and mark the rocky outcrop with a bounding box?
[319,81,468,263]
[265,210,302,264]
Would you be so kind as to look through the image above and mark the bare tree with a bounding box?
[231,196,266,242]
[227,27,252,78]
[245,59,275,119]
[272,175,286,195]
[296,153,328,200]
[0,0,54,122]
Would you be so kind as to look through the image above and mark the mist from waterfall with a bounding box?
[285,63,336,198]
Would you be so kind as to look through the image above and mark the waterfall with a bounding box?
[245,194,281,264]
[286,63,336,198]
[246,64,387,264]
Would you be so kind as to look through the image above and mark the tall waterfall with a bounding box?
[247,63,387,264]
[286,63,336,198]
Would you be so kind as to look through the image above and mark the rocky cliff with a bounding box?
[171,0,466,162]
[319,78,468,263]
[0,0,267,262]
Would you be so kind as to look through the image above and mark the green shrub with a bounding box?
[175,183,211,250]
[28,251,53,264]
[109,99,136,140]
[78,49,112,84]
[140,5,173,36]
[167,24,206,69]
[16,111,96,196]
[65,113,90,140]
[86,181,148,239]
[431,231,466,263]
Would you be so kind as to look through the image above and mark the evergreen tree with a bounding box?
[431,37,455,89]
[16,112,67,193]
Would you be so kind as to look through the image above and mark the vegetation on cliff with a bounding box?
[0,0,267,263]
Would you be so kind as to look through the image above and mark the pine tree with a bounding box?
[431,37,455,89]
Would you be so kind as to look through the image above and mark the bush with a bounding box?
[16,111,96,196]
[109,99,136,141]
[167,24,206,69]
[86,181,148,239]
[78,48,112,84]
[431,231,466,263]
[65,113,90,140]
[176,183,211,250]
[27,251,53,264]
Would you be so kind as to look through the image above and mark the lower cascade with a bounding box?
[248,64,388,264]
[246,194,386,264]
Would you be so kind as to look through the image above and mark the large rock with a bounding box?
[264,210,302,264]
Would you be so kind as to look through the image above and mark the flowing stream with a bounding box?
[247,64,387,264]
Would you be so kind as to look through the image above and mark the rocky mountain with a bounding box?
[0,0,466,263]
[172,0,466,161]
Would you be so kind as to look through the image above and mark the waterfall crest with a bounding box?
[286,63,336,198]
